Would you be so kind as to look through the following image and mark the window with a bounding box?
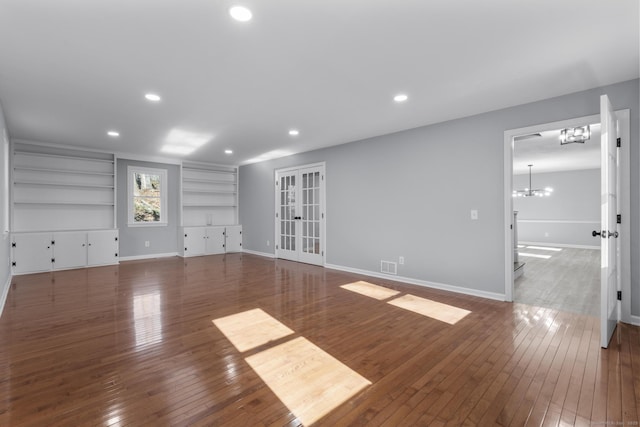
[128,166,167,226]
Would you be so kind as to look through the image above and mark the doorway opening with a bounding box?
[512,125,601,316]
[503,109,631,329]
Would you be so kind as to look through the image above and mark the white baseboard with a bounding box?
[0,273,11,319]
[629,315,640,327]
[119,252,179,262]
[519,241,599,250]
[325,263,506,302]
[242,249,275,259]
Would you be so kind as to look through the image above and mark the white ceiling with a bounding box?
[0,0,637,166]
[513,125,601,175]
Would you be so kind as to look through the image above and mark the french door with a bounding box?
[275,164,325,266]
[599,94,620,348]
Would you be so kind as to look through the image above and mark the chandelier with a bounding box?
[513,164,553,197]
[560,125,590,145]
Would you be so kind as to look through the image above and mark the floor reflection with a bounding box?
[133,292,162,348]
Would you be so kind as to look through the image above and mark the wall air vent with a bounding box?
[380,260,397,275]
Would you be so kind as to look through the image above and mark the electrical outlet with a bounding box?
[399,256,405,265]
[145,241,150,247]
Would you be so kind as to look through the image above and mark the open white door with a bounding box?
[599,94,619,348]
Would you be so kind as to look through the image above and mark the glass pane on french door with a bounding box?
[301,170,320,255]
[278,172,297,260]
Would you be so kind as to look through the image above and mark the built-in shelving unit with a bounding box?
[181,161,238,226]
[12,141,116,231]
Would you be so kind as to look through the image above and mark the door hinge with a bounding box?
[617,214,622,224]
[275,180,279,186]
[322,251,324,256]
[321,213,324,219]
[617,137,621,148]
[276,245,279,250]
[276,212,279,218]
[617,291,622,301]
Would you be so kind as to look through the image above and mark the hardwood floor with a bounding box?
[0,253,638,426]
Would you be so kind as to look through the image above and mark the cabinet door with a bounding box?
[225,225,242,253]
[12,233,53,274]
[87,230,119,266]
[205,227,225,255]
[53,231,87,270]
[184,227,206,256]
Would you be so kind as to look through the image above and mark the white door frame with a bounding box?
[274,162,326,266]
[503,110,631,323]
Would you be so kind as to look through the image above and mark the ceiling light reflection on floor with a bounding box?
[212,308,294,352]
[245,337,371,425]
[518,252,552,259]
[387,294,471,325]
[340,281,400,300]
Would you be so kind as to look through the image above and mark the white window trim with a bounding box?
[128,166,168,226]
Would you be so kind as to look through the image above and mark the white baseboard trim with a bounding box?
[628,315,640,327]
[519,241,599,250]
[242,249,276,259]
[325,263,506,302]
[0,274,11,319]
[119,252,179,262]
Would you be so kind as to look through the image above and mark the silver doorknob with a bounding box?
[607,231,619,238]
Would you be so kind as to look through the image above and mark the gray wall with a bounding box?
[514,169,600,247]
[239,79,639,308]
[0,100,10,316]
[116,159,180,258]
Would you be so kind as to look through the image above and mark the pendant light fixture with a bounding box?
[513,164,553,197]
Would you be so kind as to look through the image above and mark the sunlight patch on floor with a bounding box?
[340,281,400,300]
[245,337,371,425]
[387,294,471,325]
[519,252,552,259]
[212,308,294,352]
[526,246,562,252]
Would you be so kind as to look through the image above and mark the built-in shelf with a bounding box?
[14,150,114,164]
[183,203,237,208]
[183,189,237,195]
[12,142,116,231]
[14,180,114,189]
[181,162,238,227]
[14,166,114,176]
[14,201,115,206]
[183,177,237,185]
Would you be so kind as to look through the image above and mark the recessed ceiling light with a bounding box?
[145,93,161,102]
[107,131,120,137]
[289,129,300,136]
[225,149,233,154]
[230,6,252,22]
[394,94,408,103]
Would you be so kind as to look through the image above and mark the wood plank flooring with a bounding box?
[0,253,638,426]
[515,246,600,316]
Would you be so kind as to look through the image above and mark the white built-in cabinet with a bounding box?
[11,230,119,274]
[180,225,242,257]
